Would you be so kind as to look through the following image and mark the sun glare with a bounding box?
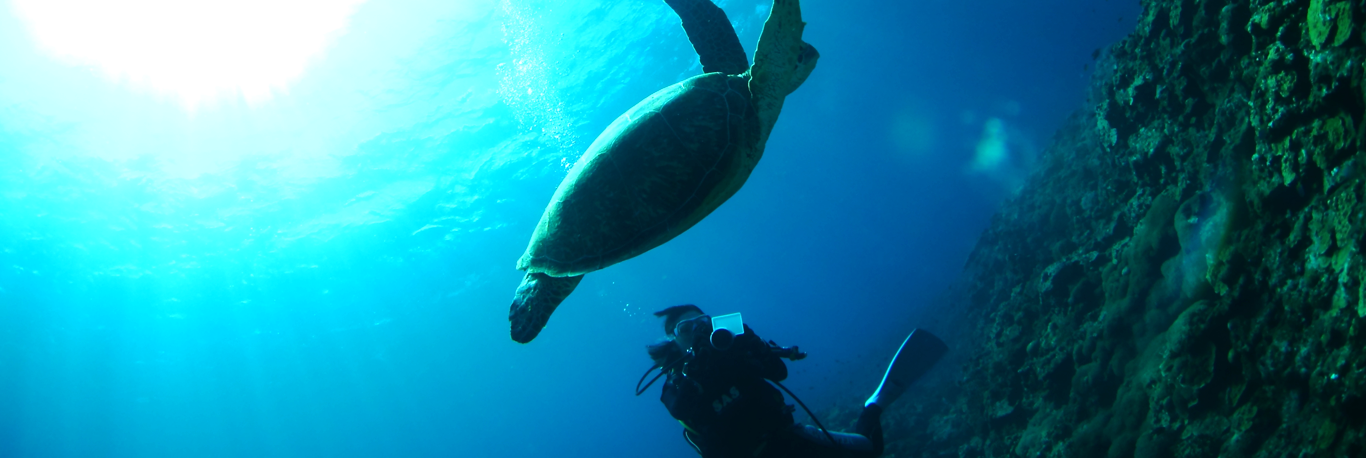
[11,0,366,108]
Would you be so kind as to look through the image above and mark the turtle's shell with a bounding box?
[518,72,759,277]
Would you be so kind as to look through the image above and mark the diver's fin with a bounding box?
[664,0,749,75]
[865,329,948,408]
[509,272,584,343]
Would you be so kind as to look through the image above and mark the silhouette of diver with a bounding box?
[638,305,948,458]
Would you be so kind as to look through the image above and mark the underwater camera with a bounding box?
[707,312,744,350]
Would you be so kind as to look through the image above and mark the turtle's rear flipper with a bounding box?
[509,272,584,343]
[865,329,948,408]
[665,0,749,75]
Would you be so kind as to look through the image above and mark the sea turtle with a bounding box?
[508,0,819,343]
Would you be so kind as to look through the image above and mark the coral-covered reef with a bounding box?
[854,0,1366,456]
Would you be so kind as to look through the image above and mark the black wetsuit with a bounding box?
[656,325,885,458]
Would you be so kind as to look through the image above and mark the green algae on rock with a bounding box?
[826,0,1366,456]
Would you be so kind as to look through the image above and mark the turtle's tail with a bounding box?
[509,272,584,343]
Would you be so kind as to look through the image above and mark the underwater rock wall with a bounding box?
[889,0,1366,456]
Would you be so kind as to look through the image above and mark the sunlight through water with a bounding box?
[10,0,367,108]
[496,0,577,161]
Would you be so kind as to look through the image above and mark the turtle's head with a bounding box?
[784,41,819,95]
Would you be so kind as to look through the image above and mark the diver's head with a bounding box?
[654,304,706,350]
[655,304,704,337]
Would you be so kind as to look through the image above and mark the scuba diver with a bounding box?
[637,305,948,458]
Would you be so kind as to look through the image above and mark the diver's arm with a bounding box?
[768,341,807,360]
[737,326,788,382]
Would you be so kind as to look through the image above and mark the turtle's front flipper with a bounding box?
[750,0,817,144]
[509,272,585,343]
[665,0,749,75]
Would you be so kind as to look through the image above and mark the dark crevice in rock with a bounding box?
[1045,356,1077,405]
[1260,182,1309,216]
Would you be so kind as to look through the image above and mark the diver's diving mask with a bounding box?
[674,312,745,350]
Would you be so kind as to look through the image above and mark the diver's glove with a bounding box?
[768,340,807,360]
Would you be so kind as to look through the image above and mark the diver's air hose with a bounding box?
[771,380,840,448]
[635,355,687,396]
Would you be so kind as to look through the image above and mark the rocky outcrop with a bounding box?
[871,0,1366,456]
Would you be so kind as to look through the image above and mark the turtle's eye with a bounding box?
[796,43,819,66]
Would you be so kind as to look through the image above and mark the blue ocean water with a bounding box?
[0,0,1138,456]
